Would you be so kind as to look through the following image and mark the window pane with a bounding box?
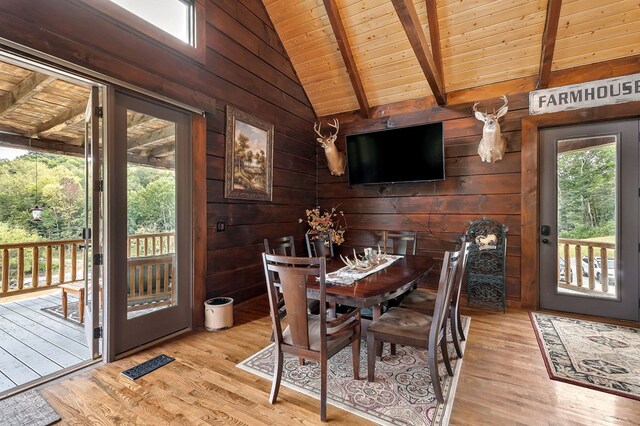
[110,0,192,44]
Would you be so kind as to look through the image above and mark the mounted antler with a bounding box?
[314,118,346,176]
[473,95,509,163]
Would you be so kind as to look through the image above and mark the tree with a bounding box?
[557,145,615,239]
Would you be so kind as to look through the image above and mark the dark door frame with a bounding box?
[520,101,640,309]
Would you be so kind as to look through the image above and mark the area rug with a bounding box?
[41,302,81,324]
[530,312,640,401]
[237,317,470,425]
[0,389,60,425]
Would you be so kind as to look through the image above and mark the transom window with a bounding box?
[109,0,195,45]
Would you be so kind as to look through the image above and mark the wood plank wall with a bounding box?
[0,0,317,314]
[318,93,528,301]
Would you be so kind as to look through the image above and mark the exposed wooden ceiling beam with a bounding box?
[537,0,563,89]
[425,0,443,78]
[127,125,175,149]
[322,0,371,118]
[0,132,85,157]
[392,0,446,105]
[0,72,56,116]
[32,100,87,137]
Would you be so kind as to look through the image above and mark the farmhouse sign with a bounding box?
[529,73,640,115]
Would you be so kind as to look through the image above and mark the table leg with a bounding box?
[372,304,383,357]
[62,290,68,319]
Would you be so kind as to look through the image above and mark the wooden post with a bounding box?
[587,246,595,290]
[2,248,9,293]
[32,246,39,288]
[563,244,570,283]
[59,243,66,284]
[71,243,77,282]
[600,247,609,293]
[575,245,582,287]
[46,244,52,285]
[17,248,24,290]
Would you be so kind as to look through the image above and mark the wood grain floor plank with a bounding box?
[36,296,640,425]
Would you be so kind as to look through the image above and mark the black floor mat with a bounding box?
[121,354,175,380]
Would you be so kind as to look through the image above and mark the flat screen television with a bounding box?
[345,122,445,185]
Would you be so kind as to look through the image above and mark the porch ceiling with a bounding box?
[0,60,175,168]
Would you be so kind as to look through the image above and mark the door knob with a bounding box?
[542,238,549,244]
[540,225,551,236]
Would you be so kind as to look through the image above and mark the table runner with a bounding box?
[325,254,403,285]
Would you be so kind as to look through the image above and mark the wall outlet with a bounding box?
[216,221,225,232]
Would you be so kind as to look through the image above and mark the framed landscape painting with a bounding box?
[224,106,274,201]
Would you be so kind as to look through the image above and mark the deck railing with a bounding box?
[557,238,615,294]
[0,232,175,298]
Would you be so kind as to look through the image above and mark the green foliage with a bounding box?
[557,145,615,239]
[1,152,176,243]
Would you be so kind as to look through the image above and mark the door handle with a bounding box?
[540,225,551,236]
[541,238,549,244]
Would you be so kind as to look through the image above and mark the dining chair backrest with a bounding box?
[264,236,296,256]
[263,253,326,348]
[428,247,462,352]
[450,239,471,316]
[305,231,334,259]
[382,230,417,255]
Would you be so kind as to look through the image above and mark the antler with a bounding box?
[328,118,339,133]
[496,95,509,117]
[313,121,324,138]
[472,101,481,113]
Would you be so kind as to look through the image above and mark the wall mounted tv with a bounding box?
[345,122,445,185]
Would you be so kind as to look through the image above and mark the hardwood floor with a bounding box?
[38,297,640,425]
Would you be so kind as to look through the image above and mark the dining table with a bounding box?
[306,254,435,322]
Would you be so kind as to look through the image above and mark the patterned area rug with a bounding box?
[530,312,640,400]
[237,317,470,425]
[41,301,81,324]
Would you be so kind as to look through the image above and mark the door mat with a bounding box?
[121,354,175,380]
[0,389,60,426]
[530,312,640,400]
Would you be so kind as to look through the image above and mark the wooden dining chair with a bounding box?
[262,253,361,422]
[366,247,462,403]
[305,231,334,258]
[263,235,296,256]
[381,230,418,255]
[399,239,470,358]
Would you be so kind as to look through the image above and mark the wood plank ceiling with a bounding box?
[0,60,176,168]
[263,0,640,118]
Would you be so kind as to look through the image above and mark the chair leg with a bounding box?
[390,343,396,355]
[457,310,466,341]
[320,356,328,422]
[428,345,444,403]
[450,309,463,359]
[440,335,454,377]
[352,330,361,380]
[367,331,377,382]
[269,347,283,404]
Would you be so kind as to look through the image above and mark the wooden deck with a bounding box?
[0,292,90,393]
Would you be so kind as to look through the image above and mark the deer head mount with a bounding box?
[473,95,509,163]
[314,118,346,176]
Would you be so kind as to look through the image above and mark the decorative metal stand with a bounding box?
[465,217,508,311]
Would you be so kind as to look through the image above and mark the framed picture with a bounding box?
[224,106,274,201]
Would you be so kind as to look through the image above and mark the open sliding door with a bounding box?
[107,90,192,358]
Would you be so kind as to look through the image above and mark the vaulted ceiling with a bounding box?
[262,0,640,118]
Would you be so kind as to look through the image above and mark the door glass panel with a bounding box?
[126,110,176,319]
[556,135,617,300]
